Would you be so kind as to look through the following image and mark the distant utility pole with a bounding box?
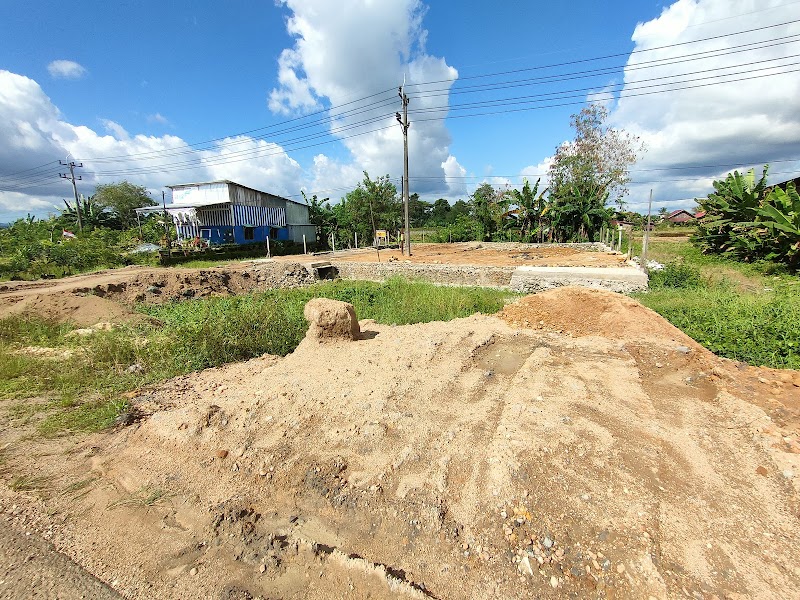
[59,160,83,232]
[396,82,411,256]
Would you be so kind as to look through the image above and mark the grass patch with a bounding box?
[637,283,800,369]
[633,238,800,369]
[9,474,50,492]
[0,278,515,435]
[107,485,173,509]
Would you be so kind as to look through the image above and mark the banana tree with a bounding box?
[758,182,800,267]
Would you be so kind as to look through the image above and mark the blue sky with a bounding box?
[1,0,799,221]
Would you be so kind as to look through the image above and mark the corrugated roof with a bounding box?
[166,180,307,206]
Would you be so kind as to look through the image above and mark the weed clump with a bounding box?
[649,261,705,290]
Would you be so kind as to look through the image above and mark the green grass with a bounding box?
[0,278,515,436]
[632,239,800,370]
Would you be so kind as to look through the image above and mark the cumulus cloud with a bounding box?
[269,0,461,198]
[0,70,303,222]
[47,60,87,80]
[610,0,800,211]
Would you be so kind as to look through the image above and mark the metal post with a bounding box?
[617,227,622,252]
[303,234,307,255]
[162,191,171,259]
[266,236,271,258]
[642,189,653,272]
[355,232,358,248]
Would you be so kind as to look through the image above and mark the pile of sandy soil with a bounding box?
[0,263,316,326]
[499,287,697,343]
[1,288,799,599]
[0,292,148,327]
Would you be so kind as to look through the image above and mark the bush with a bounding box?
[648,261,705,289]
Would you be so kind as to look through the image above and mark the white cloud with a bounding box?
[100,119,130,141]
[520,157,553,193]
[441,155,467,196]
[147,113,171,126]
[269,0,461,198]
[0,70,305,221]
[610,0,800,211]
[47,60,87,80]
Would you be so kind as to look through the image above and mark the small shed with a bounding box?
[137,180,316,246]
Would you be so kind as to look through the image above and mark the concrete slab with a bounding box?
[510,265,648,294]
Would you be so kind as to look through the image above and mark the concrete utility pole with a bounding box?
[59,160,83,232]
[396,83,411,256]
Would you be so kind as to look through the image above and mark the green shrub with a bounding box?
[648,261,705,289]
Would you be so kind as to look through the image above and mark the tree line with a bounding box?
[308,104,645,247]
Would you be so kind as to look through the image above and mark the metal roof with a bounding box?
[165,180,307,206]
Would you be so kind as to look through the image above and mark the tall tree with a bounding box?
[548,104,644,211]
[92,181,156,230]
[469,183,508,241]
[336,172,401,246]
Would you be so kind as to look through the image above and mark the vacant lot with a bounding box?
[326,242,628,267]
[0,243,798,599]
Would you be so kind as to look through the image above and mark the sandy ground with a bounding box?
[1,286,799,599]
[326,242,628,267]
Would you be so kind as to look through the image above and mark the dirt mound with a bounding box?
[499,286,697,344]
[2,310,799,599]
[0,291,148,327]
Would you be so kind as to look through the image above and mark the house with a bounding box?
[138,180,316,246]
[665,209,697,223]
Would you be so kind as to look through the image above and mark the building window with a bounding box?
[269,227,279,239]
[200,229,211,239]
[244,227,255,241]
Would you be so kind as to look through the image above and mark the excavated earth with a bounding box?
[1,285,800,599]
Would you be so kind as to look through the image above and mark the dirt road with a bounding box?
[1,287,799,598]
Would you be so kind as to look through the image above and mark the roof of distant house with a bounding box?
[166,180,307,206]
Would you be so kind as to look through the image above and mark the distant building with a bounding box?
[665,209,697,223]
[138,180,315,246]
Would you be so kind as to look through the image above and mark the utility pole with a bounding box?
[59,160,83,232]
[396,82,411,256]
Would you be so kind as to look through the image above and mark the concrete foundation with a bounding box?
[328,260,648,292]
[509,265,648,294]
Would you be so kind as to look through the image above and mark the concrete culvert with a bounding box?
[303,298,361,342]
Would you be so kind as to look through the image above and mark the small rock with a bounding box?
[783,470,794,479]
[520,555,534,576]
[190,567,198,576]
[125,363,144,374]
[543,536,553,549]
[616,563,625,574]
[550,575,558,588]
[675,345,691,354]
[216,450,229,459]
[655,362,663,368]
[756,465,769,476]
[260,564,266,573]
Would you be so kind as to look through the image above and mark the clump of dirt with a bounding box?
[303,298,360,342]
[2,291,799,599]
[499,286,698,344]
